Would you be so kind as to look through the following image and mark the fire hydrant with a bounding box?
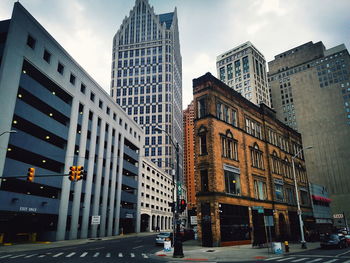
[284,241,289,253]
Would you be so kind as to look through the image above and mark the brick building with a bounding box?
[183,101,195,210]
[193,73,312,247]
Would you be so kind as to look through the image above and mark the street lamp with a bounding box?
[292,145,312,249]
[154,126,184,258]
[0,130,17,137]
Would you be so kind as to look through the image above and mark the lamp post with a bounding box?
[292,146,312,249]
[0,130,17,137]
[155,127,184,258]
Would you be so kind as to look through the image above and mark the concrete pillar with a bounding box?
[107,132,119,236]
[99,125,113,237]
[80,112,98,239]
[56,98,79,241]
[91,119,106,237]
[69,104,89,239]
[135,146,142,233]
[113,134,124,235]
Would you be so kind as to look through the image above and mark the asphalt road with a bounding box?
[0,234,166,263]
[238,246,350,263]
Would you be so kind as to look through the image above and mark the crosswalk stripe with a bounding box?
[118,252,123,257]
[38,254,46,258]
[10,254,26,258]
[0,255,12,259]
[292,258,308,262]
[53,252,64,258]
[341,260,350,263]
[265,257,284,261]
[24,254,37,258]
[131,253,135,257]
[322,259,338,263]
[80,252,88,257]
[66,252,76,257]
[277,257,296,262]
[93,252,100,257]
[106,252,111,257]
[305,258,323,263]
[142,253,149,258]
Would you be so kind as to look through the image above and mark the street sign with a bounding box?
[190,216,197,225]
[264,216,274,227]
[258,208,264,214]
[91,215,100,225]
[177,183,182,195]
[333,214,344,219]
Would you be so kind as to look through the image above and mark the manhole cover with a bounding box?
[206,250,215,252]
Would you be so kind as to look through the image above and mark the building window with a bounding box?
[198,126,207,155]
[221,130,238,160]
[26,34,36,49]
[227,63,233,80]
[254,179,267,200]
[219,67,225,81]
[224,169,240,195]
[70,73,76,85]
[300,190,310,205]
[275,182,284,202]
[250,143,264,169]
[197,97,207,118]
[200,170,209,192]
[57,62,64,75]
[271,151,281,174]
[43,49,51,63]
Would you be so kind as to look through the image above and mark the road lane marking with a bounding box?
[10,254,26,258]
[142,253,149,258]
[24,254,37,258]
[265,257,284,261]
[277,257,296,262]
[336,250,350,257]
[305,258,323,263]
[106,253,111,257]
[292,258,308,262]
[0,255,12,259]
[131,253,135,258]
[80,252,88,257]
[53,252,64,257]
[93,252,100,257]
[118,252,123,257]
[322,259,338,263]
[66,252,76,257]
[133,245,143,249]
[38,254,46,258]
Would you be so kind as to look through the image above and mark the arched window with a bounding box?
[250,143,264,169]
[221,130,238,160]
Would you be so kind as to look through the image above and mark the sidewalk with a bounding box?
[0,232,155,253]
[154,240,321,262]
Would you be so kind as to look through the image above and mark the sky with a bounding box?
[0,0,349,109]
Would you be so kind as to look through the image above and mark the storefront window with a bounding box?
[224,170,240,195]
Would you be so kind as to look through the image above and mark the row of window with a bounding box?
[25,34,141,142]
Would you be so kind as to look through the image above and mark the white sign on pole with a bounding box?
[190,216,197,225]
[91,215,101,225]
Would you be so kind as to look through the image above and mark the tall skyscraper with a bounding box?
[183,101,195,210]
[216,41,271,107]
[268,41,350,218]
[110,0,183,177]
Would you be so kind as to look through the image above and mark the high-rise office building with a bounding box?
[183,101,195,210]
[268,41,350,218]
[216,41,271,107]
[0,3,143,242]
[110,0,183,178]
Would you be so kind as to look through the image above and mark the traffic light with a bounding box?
[179,199,187,213]
[75,166,85,181]
[69,166,76,181]
[27,167,35,182]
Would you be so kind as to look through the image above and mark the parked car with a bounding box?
[345,235,350,246]
[320,233,348,249]
[155,232,173,246]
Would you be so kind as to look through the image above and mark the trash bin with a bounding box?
[272,242,282,254]
[164,238,172,252]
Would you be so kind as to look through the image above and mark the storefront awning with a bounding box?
[312,195,331,203]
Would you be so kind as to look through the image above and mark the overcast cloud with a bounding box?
[1,0,349,109]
